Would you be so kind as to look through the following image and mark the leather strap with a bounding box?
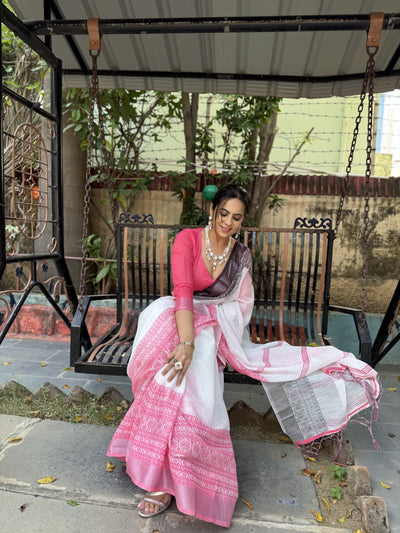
[367,12,384,49]
[87,18,101,51]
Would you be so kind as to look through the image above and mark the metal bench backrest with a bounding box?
[115,220,334,347]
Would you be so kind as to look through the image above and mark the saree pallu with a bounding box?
[107,260,380,528]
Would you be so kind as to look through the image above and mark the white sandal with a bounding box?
[138,491,172,518]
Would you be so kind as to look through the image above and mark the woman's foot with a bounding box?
[137,491,172,518]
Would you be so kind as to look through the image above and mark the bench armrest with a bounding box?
[70,294,118,366]
[329,305,372,364]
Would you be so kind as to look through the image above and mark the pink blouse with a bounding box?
[171,228,215,312]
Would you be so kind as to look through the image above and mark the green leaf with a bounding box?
[95,265,110,283]
[66,500,79,507]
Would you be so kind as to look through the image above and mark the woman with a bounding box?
[107,184,380,528]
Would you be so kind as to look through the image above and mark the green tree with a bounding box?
[64,88,182,227]
[215,95,282,225]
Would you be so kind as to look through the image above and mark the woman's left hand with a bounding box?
[162,344,193,386]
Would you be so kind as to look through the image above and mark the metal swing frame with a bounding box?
[0,6,399,368]
[0,7,88,344]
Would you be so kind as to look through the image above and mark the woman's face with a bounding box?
[211,198,245,239]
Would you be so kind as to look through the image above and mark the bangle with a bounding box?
[178,341,195,349]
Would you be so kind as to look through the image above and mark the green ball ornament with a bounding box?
[202,184,218,201]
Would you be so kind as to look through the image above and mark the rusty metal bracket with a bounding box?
[367,12,384,52]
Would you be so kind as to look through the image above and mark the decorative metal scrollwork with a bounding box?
[119,213,154,224]
[11,123,49,240]
[294,217,332,230]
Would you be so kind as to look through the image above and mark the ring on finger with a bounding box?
[173,359,183,370]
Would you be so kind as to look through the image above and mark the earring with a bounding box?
[235,227,241,240]
[208,215,212,229]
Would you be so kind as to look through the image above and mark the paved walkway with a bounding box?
[0,337,399,532]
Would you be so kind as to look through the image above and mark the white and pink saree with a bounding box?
[107,230,380,528]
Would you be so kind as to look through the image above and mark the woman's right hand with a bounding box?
[162,344,194,386]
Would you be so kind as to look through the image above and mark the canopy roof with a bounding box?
[6,0,400,98]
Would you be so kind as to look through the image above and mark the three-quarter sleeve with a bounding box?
[171,229,195,312]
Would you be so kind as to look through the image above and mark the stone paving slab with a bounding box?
[0,492,352,533]
[0,416,319,524]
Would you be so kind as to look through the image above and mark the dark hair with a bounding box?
[211,184,250,214]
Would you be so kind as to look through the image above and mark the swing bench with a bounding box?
[70,215,372,382]
[69,14,390,380]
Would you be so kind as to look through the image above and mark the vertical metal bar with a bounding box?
[130,227,136,313]
[138,227,143,309]
[279,232,289,342]
[152,227,157,300]
[295,232,306,344]
[303,233,313,343]
[115,224,123,322]
[287,232,297,345]
[145,226,150,304]
[309,233,321,343]
[322,230,334,338]
[272,232,280,340]
[316,233,328,344]
[264,231,273,341]
[167,228,172,295]
[0,20,6,281]
[44,0,52,49]
[254,230,264,342]
[243,230,249,247]
[159,228,164,297]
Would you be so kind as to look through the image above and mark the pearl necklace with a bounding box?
[205,225,231,271]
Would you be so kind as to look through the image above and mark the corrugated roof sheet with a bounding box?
[7,0,400,98]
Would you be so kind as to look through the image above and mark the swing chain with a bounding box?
[334,58,370,237]
[78,50,100,311]
[360,50,376,323]
[334,47,377,325]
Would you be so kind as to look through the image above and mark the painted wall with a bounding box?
[88,186,399,314]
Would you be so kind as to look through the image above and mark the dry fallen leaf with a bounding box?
[280,453,287,458]
[278,435,292,443]
[97,377,102,383]
[380,480,391,489]
[313,470,322,484]
[62,384,70,389]
[116,406,122,411]
[337,516,346,523]
[386,387,397,391]
[346,507,353,518]
[301,468,314,477]
[104,413,112,420]
[311,510,323,522]
[241,499,253,510]
[321,497,330,511]
[9,437,22,443]
[19,503,28,512]
[308,342,319,347]
[305,456,316,462]
[2,362,11,365]
[64,367,73,371]
[339,481,348,487]
[106,462,116,472]
[37,475,57,484]
[75,416,83,423]
[40,363,47,367]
